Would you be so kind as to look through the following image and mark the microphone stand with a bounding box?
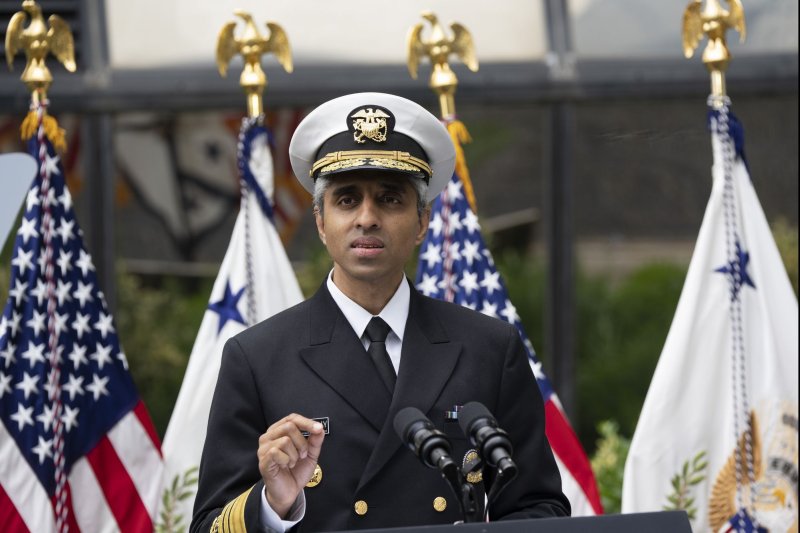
[437,459,480,523]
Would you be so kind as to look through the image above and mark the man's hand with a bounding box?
[258,414,325,518]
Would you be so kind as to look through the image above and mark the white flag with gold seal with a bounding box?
[622,102,798,533]
[159,118,304,529]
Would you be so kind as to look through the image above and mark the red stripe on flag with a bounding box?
[133,401,162,456]
[51,481,82,533]
[86,435,153,533]
[544,400,604,514]
[0,483,30,533]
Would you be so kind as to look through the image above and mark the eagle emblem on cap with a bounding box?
[351,108,390,144]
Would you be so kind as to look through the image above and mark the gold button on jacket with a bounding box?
[433,497,447,512]
[354,500,368,516]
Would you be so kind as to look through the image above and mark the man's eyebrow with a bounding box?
[377,181,408,193]
[330,184,359,197]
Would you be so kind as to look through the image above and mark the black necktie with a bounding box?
[365,316,396,394]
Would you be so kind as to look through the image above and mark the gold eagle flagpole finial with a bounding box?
[5,0,76,104]
[407,11,478,120]
[682,0,746,103]
[216,10,292,118]
[5,0,75,148]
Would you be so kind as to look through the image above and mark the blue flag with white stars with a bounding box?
[623,103,798,533]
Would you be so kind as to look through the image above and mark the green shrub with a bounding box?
[772,217,798,295]
[590,420,631,514]
[115,272,211,436]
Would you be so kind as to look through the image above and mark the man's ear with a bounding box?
[314,207,326,245]
[415,206,431,245]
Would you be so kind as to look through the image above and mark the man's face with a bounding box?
[315,172,429,291]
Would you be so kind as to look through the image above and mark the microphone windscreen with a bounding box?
[393,406,426,441]
[458,401,493,435]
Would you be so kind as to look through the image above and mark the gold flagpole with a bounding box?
[682,0,746,106]
[406,11,479,212]
[5,0,75,148]
[216,10,293,118]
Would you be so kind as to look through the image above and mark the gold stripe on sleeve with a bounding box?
[214,486,254,533]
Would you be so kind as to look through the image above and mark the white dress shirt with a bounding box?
[260,271,411,531]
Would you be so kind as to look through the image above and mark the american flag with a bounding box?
[0,103,163,532]
[415,119,603,516]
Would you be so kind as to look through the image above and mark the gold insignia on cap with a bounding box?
[354,500,368,515]
[351,108,390,143]
[311,150,432,178]
[306,464,323,488]
[433,496,447,512]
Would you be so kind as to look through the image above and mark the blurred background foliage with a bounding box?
[1,219,797,508]
[115,273,212,434]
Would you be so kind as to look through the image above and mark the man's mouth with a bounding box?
[351,237,384,256]
[351,237,384,248]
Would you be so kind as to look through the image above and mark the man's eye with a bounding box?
[338,197,356,206]
[380,195,401,204]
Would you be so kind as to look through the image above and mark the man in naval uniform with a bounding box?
[191,92,570,533]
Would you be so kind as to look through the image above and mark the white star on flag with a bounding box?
[26,310,47,337]
[11,248,34,276]
[419,243,442,268]
[428,213,444,237]
[73,281,94,307]
[31,436,54,465]
[461,240,481,266]
[458,271,480,296]
[72,312,92,339]
[417,273,440,297]
[57,217,75,242]
[56,249,73,275]
[86,374,110,401]
[17,217,39,244]
[63,374,85,401]
[15,372,40,400]
[8,281,28,306]
[90,342,113,370]
[10,404,34,430]
[75,249,95,277]
[94,312,115,338]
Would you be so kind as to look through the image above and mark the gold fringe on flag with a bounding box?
[20,110,68,152]
[446,120,477,213]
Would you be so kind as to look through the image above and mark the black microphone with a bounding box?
[394,407,481,523]
[393,407,457,476]
[458,402,518,479]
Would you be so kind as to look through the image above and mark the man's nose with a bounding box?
[355,199,380,229]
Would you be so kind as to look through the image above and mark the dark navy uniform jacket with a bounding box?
[191,281,570,532]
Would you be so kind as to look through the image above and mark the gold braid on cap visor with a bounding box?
[311,150,432,178]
